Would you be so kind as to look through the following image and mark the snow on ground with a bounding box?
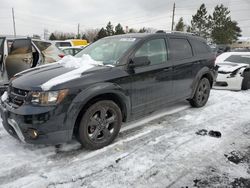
[1,90,250,188]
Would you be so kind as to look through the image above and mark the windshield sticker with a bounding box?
[120,38,136,42]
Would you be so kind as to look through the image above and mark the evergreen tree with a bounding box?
[49,33,57,40]
[139,27,147,33]
[128,28,137,33]
[209,4,241,44]
[81,34,87,40]
[76,34,81,39]
[115,23,125,35]
[175,17,185,31]
[190,4,209,38]
[186,25,192,32]
[95,28,107,41]
[106,21,114,36]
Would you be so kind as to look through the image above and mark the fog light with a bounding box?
[27,129,39,139]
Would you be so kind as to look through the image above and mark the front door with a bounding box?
[6,38,33,79]
[129,37,173,118]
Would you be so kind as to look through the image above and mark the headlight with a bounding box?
[30,89,68,105]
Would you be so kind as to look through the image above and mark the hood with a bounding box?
[217,62,248,73]
[12,55,112,91]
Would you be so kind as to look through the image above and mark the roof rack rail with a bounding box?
[155,30,198,36]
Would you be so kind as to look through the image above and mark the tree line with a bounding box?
[175,4,241,44]
[49,22,152,42]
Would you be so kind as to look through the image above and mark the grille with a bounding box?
[8,86,29,107]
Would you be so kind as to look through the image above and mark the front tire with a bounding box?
[78,100,122,150]
[189,77,211,108]
[242,71,250,90]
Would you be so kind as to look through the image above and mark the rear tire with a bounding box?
[78,100,122,150]
[189,77,211,108]
[241,71,250,90]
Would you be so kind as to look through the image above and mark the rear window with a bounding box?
[55,42,72,47]
[10,39,31,55]
[169,38,193,60]
[33,41,51,51]
[191,39,211,54]
[225,55,250,65]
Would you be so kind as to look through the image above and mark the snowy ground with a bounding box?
[1,90,250,188]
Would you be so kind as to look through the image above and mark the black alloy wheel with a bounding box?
[242,71,250,90]
[190,77,211,108]
[78,100,122,150]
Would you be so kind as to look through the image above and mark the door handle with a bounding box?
[163,67,173,71]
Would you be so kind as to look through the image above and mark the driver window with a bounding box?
[135,38,167,65]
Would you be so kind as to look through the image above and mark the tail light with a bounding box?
[58,54,65,58]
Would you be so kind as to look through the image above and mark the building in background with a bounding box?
[231,37,250,48]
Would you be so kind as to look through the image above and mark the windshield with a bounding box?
[225,55,250,65]
[75,37,138,65]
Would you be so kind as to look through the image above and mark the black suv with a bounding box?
[0,32,216,149]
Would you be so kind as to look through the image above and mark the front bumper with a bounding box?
[0,98,72,145]
[213,73,243,91]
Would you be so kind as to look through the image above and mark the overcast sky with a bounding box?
[0,0,250,38]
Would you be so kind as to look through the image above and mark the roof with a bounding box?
[106,32,206,42]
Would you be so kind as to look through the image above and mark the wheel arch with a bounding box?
[191,67,215,98]
[65,82,131,139]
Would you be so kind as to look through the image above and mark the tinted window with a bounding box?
[225,55,250,65]
[191,39,211,54]
[169,38,192,60]
[135,38,167,65]
[10,39,31,55]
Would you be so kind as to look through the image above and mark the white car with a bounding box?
[214,52,250,90]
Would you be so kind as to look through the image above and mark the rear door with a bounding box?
[167,36,195,100]
[129,37,173,117]
[6,38,33,79]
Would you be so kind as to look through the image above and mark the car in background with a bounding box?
[231,48,250,52]
[214,52,250,90]
[67,39,88,47]
[61,46,83,56]
[0,37,8,92]
[54,39,89,49]
[53,40,72,49]
[0,37,64,91]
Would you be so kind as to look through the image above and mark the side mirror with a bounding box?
[129,56,150,69]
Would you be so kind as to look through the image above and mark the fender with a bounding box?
[64,82,131,138]
[191,67,215,98]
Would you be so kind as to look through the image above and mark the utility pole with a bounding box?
[12,8,16,37]
[171,2,175,31]
[77,23,80,38]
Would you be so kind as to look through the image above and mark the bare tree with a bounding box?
[84,29,99,43]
